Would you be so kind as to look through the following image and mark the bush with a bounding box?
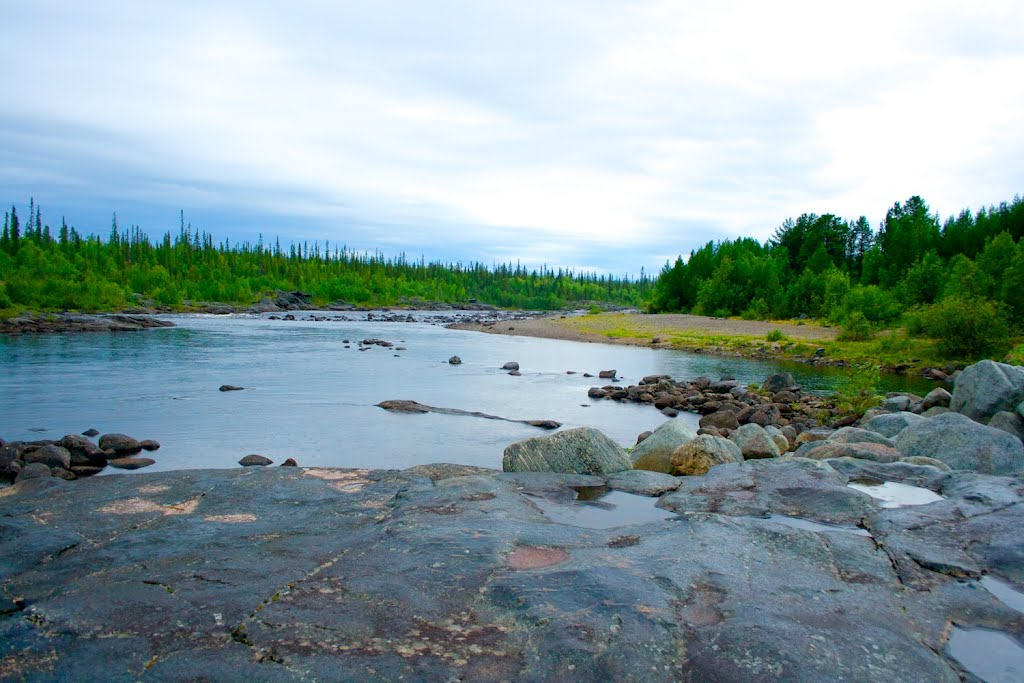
[765,329,787,342]
[741,297,770,321]
[832,368,883,416]
[836,311,873,341]
[840,285,902,323]
[917,295,1010,359]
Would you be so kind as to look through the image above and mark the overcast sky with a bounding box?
[2,1,1023,275]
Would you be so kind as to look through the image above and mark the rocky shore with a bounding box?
[0,313,175,335]
[2,360,1023,680]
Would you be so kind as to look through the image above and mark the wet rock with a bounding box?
[921,387,952,411]
[448,355,462,365]
[219,385,244,392]
[377,400,560,430]
[52,468,77,481]
[139,440,161,452]
[280,458,298,467]
[761,372,795,393]
[81,428,100,437]
[598,369,617,379]
[670,435,742,476]
[508,370,522,376]
[24,445,72,470]
[660,407,679,417]
[0,445,19,481]
[629,420,697,473]
[862,411,926,438]
[503,427,631,475]
[70,465,105,477]
[605,469,681,496]
[827,426,896,448]
[106,457,156,470]
[699,409,739,431]
[98,433,143,455]
[501,361,519,371]
[635,430,653,445]
[15,461,52,481]
[58,434,107,465]
[239,454,273,467]
[950,359,1024,423]
[729,423,780,459]
[894,411,1024,475]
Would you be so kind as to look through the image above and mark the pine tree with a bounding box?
[9,206,19,253]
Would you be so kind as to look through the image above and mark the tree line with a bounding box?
[650,193,1024,357]
[0,204,650,312]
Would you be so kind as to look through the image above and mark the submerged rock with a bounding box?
[503,427,631,475]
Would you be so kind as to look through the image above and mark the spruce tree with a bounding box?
[9,206,19,253]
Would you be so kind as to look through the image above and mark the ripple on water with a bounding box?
[847,481,944,508]
[530,489,678,529]
[947,626,1024,682]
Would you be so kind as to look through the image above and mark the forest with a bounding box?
[0,201,650,312]
[650,194,1024,358]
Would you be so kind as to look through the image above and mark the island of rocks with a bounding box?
[1,360,1023,680]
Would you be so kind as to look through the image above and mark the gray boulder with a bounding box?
[827,427,896,448]
[920,406,951,418]
[920,387,952,411]
[728,423,781,459]
[24,445,72,470]
[950,359,1024,422]
[15,461,51,482]
[670,435,742,476]
[894,411,1024,475]
[98,433,143,454]
[699,410,739,431]
[58,434,107,465]
[764,425,790,453]
[503,427,631,475]
[881,395,913,413]
[630,420,697,473]
[1018,400,1024,418]
[988,411,1024,443]
[761,372,795,393]
[862,411,926,438]
[798,442,901,463]
[239,454,273,467]
[501,361,519,371]
[605,469,681,496]
[448,356,462,365]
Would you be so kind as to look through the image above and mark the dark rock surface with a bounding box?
[377,400,561,430]
[219,385,245,392]
[99,433,143,455]
[0,313,175,335]
[1,464,1020,681]
[239,454,274,467]
[106,457,156,470]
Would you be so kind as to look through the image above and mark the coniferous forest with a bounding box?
[2,193,1023,358]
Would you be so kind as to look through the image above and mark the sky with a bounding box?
[2,0,1023,275]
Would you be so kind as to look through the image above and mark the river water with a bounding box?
[0,312,932,473]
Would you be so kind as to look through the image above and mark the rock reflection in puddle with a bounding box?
[530,488,678,529]
[847,480,943,508]
[947,626,1024,682]
[764,515,871,537]
[981,576,1024,614]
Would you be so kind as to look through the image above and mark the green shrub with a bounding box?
[836,311,873,341]
[765,329,787,342]
[917,295,1010,359]
[1006,343,1024,366]
[832,368,883,416]
[741,297,770,321]
[840,285,902,323]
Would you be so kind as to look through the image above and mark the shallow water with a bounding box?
[981,576,1024,615]
[529,489,678,529]
[947,626,1024,682]
[0,312,932,472]
[847,481,944,508]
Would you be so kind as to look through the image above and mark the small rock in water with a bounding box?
[107,457,156,470]
[598,369,617,379]
[239,454,273,467]
[82,428,100,437]
[99,433,143,454]
[508,370,521,376]
[219,385,244,392]
[502,361,520,371]
[280,458,298,467]
[140,440,161,452]
[448,356,462,365]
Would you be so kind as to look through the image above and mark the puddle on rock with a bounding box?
[947,626,1024,682]
[847,481,944,508]
[530,489,678,529]
[981,576,1024,615]
[765,515,871,537]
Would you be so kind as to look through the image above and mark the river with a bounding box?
[0,312,933,472]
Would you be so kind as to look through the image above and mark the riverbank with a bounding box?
[451,312,959,377]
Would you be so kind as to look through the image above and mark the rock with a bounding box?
[670,435,743,476]
[501,362,519,371]
[635,430,653,445]
[598,369,617,379]
[587,387,606,399]
[239,454,273,467]
[881,395,913,412]
[402,463,498,481]
[795,427,834,445]
[920,406,951,418]
[899,456,952,471]
[1018,400,1024,419]
[503,427,631,475]
[950,359,1024,423]
[699,410,739,431]
[728,423,781,459]
[52,468,77,481]
[524,420,560,430]
[280,458,298,467]
[106,457,156,470]
[70,465,105,477]
[378,400,560,430]
[58,434,107,465]
[98,433,143,454]
[508,371,521,376]
[448,356,462,365]
[761,372,795,393]
[24,445,72,470]
[629,420,698,473]
[219,384,244,392]
[605,470,681,496]
[988,411,1024,443]
[763,425,790,453]
[15,462,52,482]
[773,390,799,404]
[799,442,901,463]
[82,428,100,437]
[747,404,781,426]
[0,444,19,480]
[139,440,161,452]
[660,407,678,417]
[862,411,926,438]
[827,427,896,448]
[894,411,1024,475]
[920,387,952,411]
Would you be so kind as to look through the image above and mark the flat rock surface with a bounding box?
[1,464,1022,681]
[0,313,175,334]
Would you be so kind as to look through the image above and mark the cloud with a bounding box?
[2,0,1022,273]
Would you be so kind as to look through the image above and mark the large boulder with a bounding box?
[950,359,1024,423]
[98,433,143,455]
[670,435,742,476]
[503,427,631,475]
[862,412,926,438]
[761,372,795,393]
[920,387,951,411]
[58,434,107,465]
[827,427,896,448]
[894,411,1024,475]
[728,423,781,459]
[699,410,739,431]
[24,445,72,470]
[629,420,697,473]
[799,442,901,463]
